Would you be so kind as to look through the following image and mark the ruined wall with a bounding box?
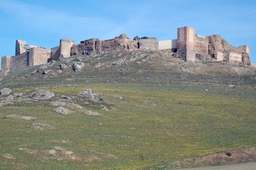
[195,36,208,54]
[74,38,101,56]
[158,40,177,50]
[11,52,29,71]
[229,52,242,63]
[72,34,138,56]
[101,34,137,52]
[60,39,74,58]
[137,38,158,51]
[15,40,26,56]
[29,48,51,66]
[1,56,12,75]
[208,34,250,65]
[51,46,60,61]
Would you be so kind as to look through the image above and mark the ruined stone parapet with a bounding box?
[15,40,27,56]
[60,39,74,58]
[137,37,158,51]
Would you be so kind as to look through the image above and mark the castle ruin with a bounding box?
[1,26,251,75]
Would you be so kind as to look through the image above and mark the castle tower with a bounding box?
[177,26,196,62]
[15,40,27,56]
[241,45,250,56]
[1,55,12,75]
[60,39,74,58]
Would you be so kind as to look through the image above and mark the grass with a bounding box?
[1,83,256,169]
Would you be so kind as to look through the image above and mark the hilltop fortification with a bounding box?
[1,26,251,75]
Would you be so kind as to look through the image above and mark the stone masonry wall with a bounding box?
[60,39,74,58]
[195,36,208,54]
[158,40,177,51]
[11,52,29,72]
[1,56,12,75]
[29,48,51,66]
[138,38,158,51]
[51,46,60,61]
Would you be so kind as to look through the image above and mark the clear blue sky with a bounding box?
[1,0,256,65]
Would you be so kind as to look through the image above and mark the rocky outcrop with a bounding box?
[28,90,54,100]
[0,88,12,96]
[79,89,103,102]
[55,106,70,115]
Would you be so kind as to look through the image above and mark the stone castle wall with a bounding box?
[29,48,51,66]
[158,40,177,50]
[11,52,29,72]
[1,26,251,75]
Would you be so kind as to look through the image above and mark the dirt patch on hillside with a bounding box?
[171,147,256,169]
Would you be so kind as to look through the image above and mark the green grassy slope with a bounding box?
[0,84,256,169]
[0,51,256,169]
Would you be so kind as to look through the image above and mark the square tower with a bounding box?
[60,39,75,58]
[177,26,196,62]
[15,40,27,56]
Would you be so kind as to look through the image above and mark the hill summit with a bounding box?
[1,26,251,76]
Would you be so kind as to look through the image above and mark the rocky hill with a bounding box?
[1,50,256,89]
[0,49,256,169]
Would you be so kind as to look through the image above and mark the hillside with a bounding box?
[0,50,256,169]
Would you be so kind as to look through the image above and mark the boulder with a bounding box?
[42,70,51,75]
[79,89,103,102]
[28,90,54,100]
[59,95,73,102]
[0,88,12,96]
[5,95,14,103]
[55,106,70,115]
[14,93,23,97]
[72,62,84,71]
[31,122,54,130]
[60,64,67,71]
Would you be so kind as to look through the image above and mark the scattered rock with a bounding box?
[49,149,56,155]
[72,62,84,71]
[135,61,141,65]
[59,95,73,102]
[14,93,23,97]
[31,69,38,75]
[0,88,12,96]
[48,60,56,66]
[85,110,102,116]
[95,62,103,68]
[59,64,67,71]
[55,106,70,115]
[50,101,83,109]
[31,122,54,130]
[4,114,35,120]
[50,101,66,107]
[28,90,54,100]
[40,64,48,70]
[1,95,14,103]
[43,70,51,75]
[79,89,103,102]
[2,153,15,160]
